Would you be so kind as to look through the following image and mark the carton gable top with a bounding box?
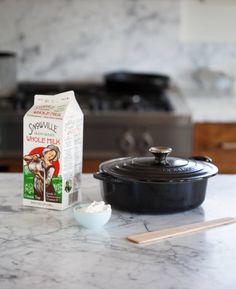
[25,90,83,120]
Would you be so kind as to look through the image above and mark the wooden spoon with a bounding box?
[127,217,236,244]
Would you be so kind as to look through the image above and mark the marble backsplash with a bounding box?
[0,0,236,90]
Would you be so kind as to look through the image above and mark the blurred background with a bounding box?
[1,0,236,173]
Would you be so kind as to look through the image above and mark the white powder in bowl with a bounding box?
[77,201,111,213]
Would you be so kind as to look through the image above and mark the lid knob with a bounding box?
[149,147,172,165]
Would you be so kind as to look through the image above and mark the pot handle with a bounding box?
[189,156,213,163]
[149,146,172,165]
[93,172,123,183]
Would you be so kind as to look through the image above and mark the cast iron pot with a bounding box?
[93,147,218,214]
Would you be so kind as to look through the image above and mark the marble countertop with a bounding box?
[1,173,236,289]
[183,92,236,123]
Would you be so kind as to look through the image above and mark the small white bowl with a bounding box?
[74,203,112,230]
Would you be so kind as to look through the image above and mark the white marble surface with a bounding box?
[184,93,236,123]
[1,173,236,289]
[1,0,236,90]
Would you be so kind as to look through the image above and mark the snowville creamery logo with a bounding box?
[29,121,58,135]
[26,121,60,145]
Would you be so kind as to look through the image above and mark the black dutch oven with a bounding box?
[93,147,218,214]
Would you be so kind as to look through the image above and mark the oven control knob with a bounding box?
[120,132,135,154]
[139,132,154,154]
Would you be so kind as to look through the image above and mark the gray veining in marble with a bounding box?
[1,173,236,289]
[0,0,236,90]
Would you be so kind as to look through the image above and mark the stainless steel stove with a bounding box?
[0,80,192,167]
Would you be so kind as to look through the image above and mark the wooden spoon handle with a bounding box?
[127,217,236,244]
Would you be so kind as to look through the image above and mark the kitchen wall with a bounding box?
[1,0,236,89]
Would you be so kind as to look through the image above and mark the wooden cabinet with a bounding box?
[83,159,102,173]
[0,159,23,172]
[193,123,236,173]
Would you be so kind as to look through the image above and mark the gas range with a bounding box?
[0,82,173,112]
[0,81,192,163]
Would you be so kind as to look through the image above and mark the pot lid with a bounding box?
[99,147,218,182]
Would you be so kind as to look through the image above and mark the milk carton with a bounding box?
[23,91,83,210]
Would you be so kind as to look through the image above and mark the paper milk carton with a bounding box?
[23,91,83,210]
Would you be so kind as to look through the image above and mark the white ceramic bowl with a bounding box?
[74,203,112,230]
